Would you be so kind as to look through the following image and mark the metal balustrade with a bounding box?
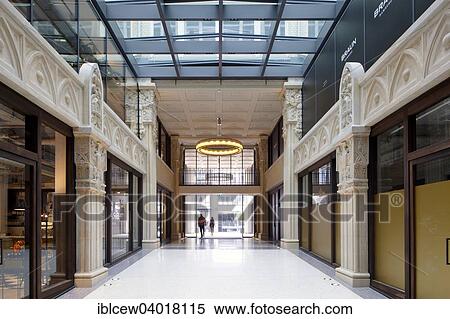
[182,168,257,186]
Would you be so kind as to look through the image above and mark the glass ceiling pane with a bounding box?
[132,54,173,66]
[268,54,309,65]
[116,21,165,38]
[222,21,272,36]
[178,54,218,65]
[277,20,326,38]
[223,54,263,64]
[169,21,218,36]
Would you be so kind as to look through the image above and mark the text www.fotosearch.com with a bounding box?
[97,302,353,316]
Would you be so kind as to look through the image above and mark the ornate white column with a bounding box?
[139,79,160,248]
[334,62,370,287]
[125,87,139,136]
[280,78,302,249]
[72,63,109,287]
[73,134,108,287]
[335,129,371,287]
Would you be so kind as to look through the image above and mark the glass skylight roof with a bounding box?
[96,0,342,79]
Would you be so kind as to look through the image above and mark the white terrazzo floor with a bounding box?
[85,239,362,299]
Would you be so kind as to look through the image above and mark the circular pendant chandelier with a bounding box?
[195,117,243,156]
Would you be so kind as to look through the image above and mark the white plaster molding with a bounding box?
[283,79,303,139]
[78,63,147,174]
[0,0,83,127]
[293,63,364,175]
[103,102,147,173]
[360,0,450,127]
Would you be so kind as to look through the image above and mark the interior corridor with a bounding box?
[62,239,384,299]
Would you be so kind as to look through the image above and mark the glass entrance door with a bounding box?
[0,155,31,299]
[412,151,450,298]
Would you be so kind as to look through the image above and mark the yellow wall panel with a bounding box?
[374,190,405,290]
[415,180,450,298]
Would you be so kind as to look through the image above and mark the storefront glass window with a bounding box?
[0,158,29,299]
[0,102,26,149]
[415,97,450,149]
[40,124,69,289]
[110,163,129,261]
[373,124,405,291]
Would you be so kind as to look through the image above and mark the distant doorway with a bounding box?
[184,194,254,239]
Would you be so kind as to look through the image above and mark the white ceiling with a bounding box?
[154,80,284,144]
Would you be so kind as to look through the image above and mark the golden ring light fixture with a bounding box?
[195,117,243,156]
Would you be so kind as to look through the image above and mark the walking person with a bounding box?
[209,217,215,236]
[198,214,206,239]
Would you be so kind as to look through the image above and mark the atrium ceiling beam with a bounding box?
[155,0,180,77]
[261,0,287,77]
[218,0,223,78]
[123,38,317,54]
[104,3,336,21]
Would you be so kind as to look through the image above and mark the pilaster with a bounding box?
[171,135,182,240]
[73,133,108,287]
[280,78,302,249]
[257,135,269,240]
[335,128,371,287]
[139,80,160,249]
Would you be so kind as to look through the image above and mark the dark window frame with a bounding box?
[157,117,171,168]
[297,152,338,268]
[157,184,172,244]
[104,153,143,267]
[268,117,283,167]
[0,82,76,299]
[368,79,450,299]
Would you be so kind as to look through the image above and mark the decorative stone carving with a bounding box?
[90,67,103,131]
[140,88,158,142]
[294,100,340,174]
[340,67,353,130]
[283,88,302,139]
[336,133,369,189]
[0,2,83,125]
[74,135,107,192]
[361,0,450,125]
[103,104,147,172]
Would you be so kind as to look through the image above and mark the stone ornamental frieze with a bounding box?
[360,0,450,126]
[0,0,83,127]
[339,66,353,130]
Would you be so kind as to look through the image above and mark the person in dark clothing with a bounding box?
[198,214,206,238]
[209,217,215,236]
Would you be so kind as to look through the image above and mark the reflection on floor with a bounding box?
[61,239,384,299]
[186,232,246,239]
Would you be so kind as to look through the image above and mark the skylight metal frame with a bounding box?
[94,0,348,79]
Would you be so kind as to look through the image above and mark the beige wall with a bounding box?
[156,156,175,192]
[264,154,284,192]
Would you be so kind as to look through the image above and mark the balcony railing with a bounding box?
[182,168,257,186]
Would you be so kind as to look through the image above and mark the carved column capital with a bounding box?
[336,130,370,192]
[283,79,303,140]
[74,133,108,194]
[139,84,158,142]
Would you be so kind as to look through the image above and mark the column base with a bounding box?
[74,267,108,288]
[335,267,370,287]
[142,239,160,249]
[280,238,299,250]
